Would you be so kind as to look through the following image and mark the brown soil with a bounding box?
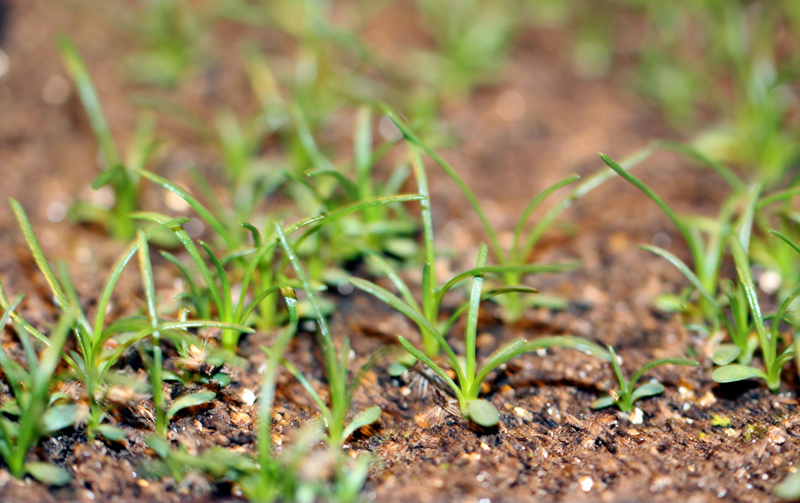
[0,1,797,502]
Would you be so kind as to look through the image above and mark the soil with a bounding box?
[0,1,798,502]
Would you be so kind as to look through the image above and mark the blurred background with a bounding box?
[0,0,798,252]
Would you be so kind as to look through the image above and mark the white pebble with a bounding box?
[241,388,256,406]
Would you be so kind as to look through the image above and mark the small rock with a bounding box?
[697,391,717,407]
[241,388,256,406]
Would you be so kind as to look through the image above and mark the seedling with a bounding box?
[290,105,418,267]
[276,225,382,447]
[0,200,251,440]
[711,236,797,392]
[137,171,425,349]
[712,230,800,393]
[0,298,74,485]
[126,0,209,87]
[592,345,697,413]
[412,0,520,108]
[386,107,654,323]
[599,151,742,334]
[59,35,158,240]
[351,243,610,427]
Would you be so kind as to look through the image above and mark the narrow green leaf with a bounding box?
[96,424,126,441]
[363,252,420,312]
[437,262,578,302]
[93,217,190,339]
[629,357,698,388]
[145,434,171,458]
[58,35,121,171]
[465,244,489,381]
[640,245,719,310]
[472,336,609,393]
[137,230,159,338]
[305,169,360,201]
[729,237,771,368]
[591,395,616,409]
[396,336,462,401]
[520,147,653,260]
[383,107,504,260]
[630,382,665,403]
[342,406,382,441]
[91,165,123,190]
[737,183,763,253]
[349,277,463,383]
[137,169,235,249]
[42,404,78,433]
[10,199,72,314]
[599,152,692,252]
[770,229,800,256]
[757,187,800,210]
[25,462,71,486]
[512,174,580,261]
[165,391,216,423]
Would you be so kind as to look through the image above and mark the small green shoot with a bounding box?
[276,224,382,447]
[352,243,610,427]
[59,35,159,240]
[135,176,425,349]
[592,345,697,413]
[2,200,249,439]
[0,298,73,485]
[387,107,653,324]
[712,231,800,393]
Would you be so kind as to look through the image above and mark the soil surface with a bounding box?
[0,1,798,502]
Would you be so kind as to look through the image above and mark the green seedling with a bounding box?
[134,175,424,349]
[143,288,298,500]
[601,149,800,361]
[135,229,219,437]
[59,35,159,240]
[213,282,371,503]
[126,0,210,88]
[750,192,800,302]
[711,233,799,393]
[289,104,418,269]
[386,107,655,324]
[592,345,697,413]
[599,151,742,334]
[276,225,382,447]
[351,243,610,427]
[0,200,250,440]
[0,298,74,486]
[412,0,520,107]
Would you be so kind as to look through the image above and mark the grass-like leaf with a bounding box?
[640,244,719,310]
[165,391,216,424]
[25,462,71,486]
[342,406,382,441]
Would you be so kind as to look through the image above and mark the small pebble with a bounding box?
[241,388,256,406]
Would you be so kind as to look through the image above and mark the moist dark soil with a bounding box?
[0,1,798,502]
